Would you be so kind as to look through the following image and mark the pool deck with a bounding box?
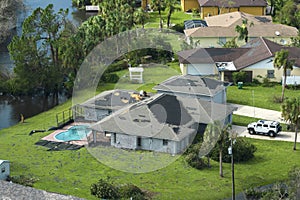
[42,123,92,146]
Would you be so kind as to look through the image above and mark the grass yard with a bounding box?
[1,107,300,200]
[227,84,300,111]
[144,9,199,29]
[2,64,300,199]
[110,62,180,93]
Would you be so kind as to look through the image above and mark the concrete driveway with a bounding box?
[231,104,299,143]
[232,125,300,143]
[231,104,284,123]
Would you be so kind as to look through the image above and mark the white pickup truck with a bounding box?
[247,120,282,137]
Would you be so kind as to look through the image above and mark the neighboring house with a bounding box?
[177,37,300,82]
[153,74,231,104]
[0,180,84,200]
[90,93,234,154]
[0,160,9,180]
[142,0,266,16]
[184,12,298,47]
[74,89,149,121]
[197,0,267,18]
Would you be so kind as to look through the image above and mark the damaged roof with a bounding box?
[91,93,235,141]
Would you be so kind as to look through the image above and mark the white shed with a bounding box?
[0,160,10,180]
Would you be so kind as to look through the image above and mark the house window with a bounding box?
[219,37,226,45]
[267,70,275,78]
[163,139,168,146]
[287,69,291,76]
[113,133,116,143]
[1,167,5,173]
[137,137,142,147]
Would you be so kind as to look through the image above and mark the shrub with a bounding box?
[120,184,145,199]
[244,187,266,200]
[252,78,260,85]
[171,23,184,33]
[101,73,119,83]
[90,178,120,199]
[210,137,257,163]
[262,77,272,87]
[232,71,247,84]
[7,175,39,187]
[272,95,282,103]
[185,143,209,169]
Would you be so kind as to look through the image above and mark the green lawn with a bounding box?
[227,84,300,111]
[1,110,300,199]
[2,66,300,199]
[144,10,199,29]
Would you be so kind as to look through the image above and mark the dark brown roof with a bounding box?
[178,48,249,64]
[178,37,300,70]
[233,37,281,70]
[198,0,267,7]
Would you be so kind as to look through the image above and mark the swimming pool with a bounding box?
[55,125,91,142]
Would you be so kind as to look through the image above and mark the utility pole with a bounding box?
[228,134,236,200]
[231,138,235,200]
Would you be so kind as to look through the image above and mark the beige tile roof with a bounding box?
[184,24,298,38]
[204,12,272,27]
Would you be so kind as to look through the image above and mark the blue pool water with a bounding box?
[55,125,91,142]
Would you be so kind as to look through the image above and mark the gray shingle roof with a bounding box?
[0,181,84,200]
[153,75,230,96]
[91,93,235,141]
[79,89,149,110]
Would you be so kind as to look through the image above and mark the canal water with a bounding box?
[0,0,91,130]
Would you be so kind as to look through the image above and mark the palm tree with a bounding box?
[151,0,165,30]
[274,49,294,102]
[235,19,253,43]
[164,0,180,28]
[215,122,231,178]
[281,97,300,150]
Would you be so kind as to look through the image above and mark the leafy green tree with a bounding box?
[8,4,68,97]
[291,33,300,47]
[151,0,166,29]
[281,97,300,150]
[274,49,294,102]
[222,37,238,48]
[277,0,300,29]
[134,8,149,29]
[235,19,253,43]
[164,0,180,28]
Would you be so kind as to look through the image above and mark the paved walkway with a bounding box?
[231,104,284,123]
[230,104,300,143]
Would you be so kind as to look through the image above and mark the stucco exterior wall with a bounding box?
[213,90,226,104]
[239,6,265,15]
[141,0,152,9]
[181,0,199,11]
[189,36,293,48]
[187,63,216,75]
[0,161,10,180]
[201,7,219,18]
[180,63,187,75]
[111,133,193,154]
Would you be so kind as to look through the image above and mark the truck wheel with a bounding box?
[269,131,275,137]
[249,129,255,135]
